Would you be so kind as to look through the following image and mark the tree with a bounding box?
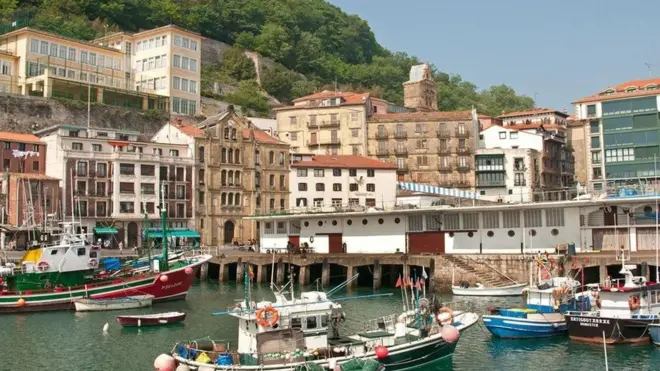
[221,47,256,81]
[260,64,307,103]
[0,0,17,23]
[479,84,535,116]
[224,80,269,116]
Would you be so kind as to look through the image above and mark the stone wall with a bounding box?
[0,93,170,135]
[434,255,535,289]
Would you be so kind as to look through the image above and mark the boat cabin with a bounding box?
[598,265,660,319]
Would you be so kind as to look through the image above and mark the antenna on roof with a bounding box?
[645,63,654,78]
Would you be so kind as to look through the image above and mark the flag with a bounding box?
[422,269,428,279]
[248,266,254,280]
[415,278,421,290]
[395,275,402,288]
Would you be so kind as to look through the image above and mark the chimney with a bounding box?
[228,105,235,113]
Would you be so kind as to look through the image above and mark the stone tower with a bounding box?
[403,63,437,112]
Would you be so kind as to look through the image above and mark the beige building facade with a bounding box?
[275,91,371,156]
[168,109,290,246]
[566,119,588,186]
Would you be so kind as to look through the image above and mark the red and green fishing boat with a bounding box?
[0,186,211,313]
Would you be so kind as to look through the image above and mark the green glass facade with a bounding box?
[592,97,660,183]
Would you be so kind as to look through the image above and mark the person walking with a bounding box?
[119,241,124,255]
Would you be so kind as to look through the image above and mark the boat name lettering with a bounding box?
[570,317,610,326]
[161,282,183,290]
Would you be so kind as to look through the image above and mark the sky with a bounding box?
[327,0,660,112]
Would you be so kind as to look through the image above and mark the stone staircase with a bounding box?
[442,255,517,287]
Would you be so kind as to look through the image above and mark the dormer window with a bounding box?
[646,84,657,90]
[602,88,615,96]
[625,87,637,93]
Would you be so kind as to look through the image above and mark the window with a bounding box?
[587,104,597,117]
[314,169,324,177]
[269,174,275,187]
[32,161,39,171]
[605,148,634,163]
[591,151,601,164]
[91,144,102,152]
[509,132,518,139]
[546,208,565,227]
[30,39,39,53]
[349,183,358,191]
[349,169,357,177]
[591,136,600,148]
[333,183,341,191]
[172,76,181,90]
[366,183,375,192]
[119,163,135,175]
[2,142,8,149]
[367,169,375,177]
[141,183,155,195]
[119,202,135,213]
[290,132,298,141]
[297,169,308,177]
[333,169,342,176]
[316,183,325,191]
[298,183,307,191]
[169,149,179,157]
[592,167,602,179]
[306,316,317,329]
[72,143,83,151]
[351,129,359,137]
[499,131,507,139]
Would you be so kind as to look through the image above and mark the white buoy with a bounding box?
[329,358,337,369]
[138,319,141,328]
[175,365,191,371]
[102,323,109,332]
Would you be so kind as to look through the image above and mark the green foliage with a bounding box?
[223,80,269,116]
[260,65,315,103]
[221,47,256,81]
[0,0,17,23]
[10,0,534,113]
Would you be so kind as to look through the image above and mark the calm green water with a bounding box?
[1,281,659,371]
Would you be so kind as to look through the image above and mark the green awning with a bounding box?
[146,230,200,239]
[94,227,118,235]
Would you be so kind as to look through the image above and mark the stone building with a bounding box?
[403,63,437,112]
[168,109,290,245]
[367,111,476,188]
[566,118,588,186]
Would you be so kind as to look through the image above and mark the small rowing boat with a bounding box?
[451,282,527,297]
[116,311,187,327]
[74,295,154,312]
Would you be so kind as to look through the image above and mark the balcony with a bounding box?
[375,132,389,140]
[436,130,451,139]
[455,180,471,188]
[438,163,453,172]
[514,181,527,186]
[437,147,451,155]
[455,128,470,138]
[456,163,471,172]
[513,165,527,172]
[376,149,390,157]
[394,148,408,156]
[394,131,407,139]
[438,180,455,188]
[396,166,409,173]
[313,138,341,146]
[307,120,340,128]
[456,146,472,155]
[477,180,506,188]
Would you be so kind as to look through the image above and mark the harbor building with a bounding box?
[37,125,195,248]
[0,25,202,115]
[573,78,660,192]
[289,154,397,211]
[158,109,290,246]
[274,90,373,156]
[250,194,660,255]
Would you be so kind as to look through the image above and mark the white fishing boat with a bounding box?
[451,282,527,297]
[74,294,154,312]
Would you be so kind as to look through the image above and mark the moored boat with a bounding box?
[648,324,660,345]
[75,294,154,312]
[564,249,660,344]
[452,282,526,297]
[116,311,186,327]
[160,267,479,371]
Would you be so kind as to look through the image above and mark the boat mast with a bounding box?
[159,183,168,272]
[143,203,151,264]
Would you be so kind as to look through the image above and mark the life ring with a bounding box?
[256,306,279,327]
[436,307,454,325]
[37,261,49,272]
[89,259,99,268]
[629,295,640,311]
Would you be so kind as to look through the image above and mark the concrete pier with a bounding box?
[373,259,382,290]
[322,259,330,287]
[276,259,285,285]
[200,262,209,280]
[256,264,264,283]
[299,265,310,286]
[346,266,356,288]
[236,258,244,283]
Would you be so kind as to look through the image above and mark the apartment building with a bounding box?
[161,108,290,246]
[94,25,202,116]
[289,155,397,210]
[0,25,201,115]
[566,118,588,186]
[368,111,477,188]
[275,91,372,156]
[37,125,195,248]
[573,78,660,191]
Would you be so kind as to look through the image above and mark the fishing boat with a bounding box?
[564,248,660,344]
[451,282,527,297]
[160,268,479,370]
[74,294,154,312]
[0,185,211,313]
[116,311,187,327]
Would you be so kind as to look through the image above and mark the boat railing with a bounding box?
[363,313,397,332]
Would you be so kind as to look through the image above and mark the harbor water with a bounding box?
[1,281,659,371]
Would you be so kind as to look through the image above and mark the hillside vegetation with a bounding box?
[4,0,534,115]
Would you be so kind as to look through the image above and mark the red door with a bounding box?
[328,234,343,253]
[408,232,445,254]
[288,235,300,247]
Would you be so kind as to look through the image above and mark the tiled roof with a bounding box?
[242,128,287,145]
[174,122,203,138]
[292,90,370,104]
[498,108,568,118]
[370,110,472,122]
[292,155,397,170]
[0,132,42,145]
[573,77,660,104]
[2,27,123,54]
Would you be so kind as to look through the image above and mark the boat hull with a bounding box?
[649,324,660,346]
[0,255,211,313]
[482,315,566,338]
[74,295,153,312]
[451,283,526,297]
[116,312,186,327]
[565,313,653,344]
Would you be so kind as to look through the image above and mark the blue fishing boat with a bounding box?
[482,276,589,339]
[648,324,660,345]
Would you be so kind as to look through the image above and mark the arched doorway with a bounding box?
[127,222,138,248]
[224,220,235,244]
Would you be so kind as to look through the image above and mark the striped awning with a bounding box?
[397,182,479,199]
